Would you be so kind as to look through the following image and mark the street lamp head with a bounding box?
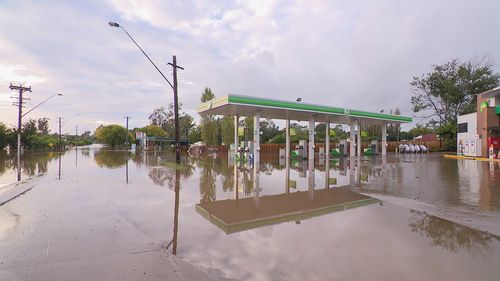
[57,93,63,96]
[296,97,302,102]
[108,21,120,28]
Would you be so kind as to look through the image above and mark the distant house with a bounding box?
[414,134,438,141]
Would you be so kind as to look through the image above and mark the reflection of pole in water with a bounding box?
[355,157,361,186]
[285,157,290,194]
[172,168,180,255]
[58,153,62,180]
[233,164,239,200]
[125,159,129,184]
[325,155,330,189]
[16,155,21,182]
[75,146,78,167]
[308,157,314,200]
[349,157,354,185]
[253,156,260,209]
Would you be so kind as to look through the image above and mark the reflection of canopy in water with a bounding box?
[196,187,378,234]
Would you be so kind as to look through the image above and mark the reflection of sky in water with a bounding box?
[1,149,500,281]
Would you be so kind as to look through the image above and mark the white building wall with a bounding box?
[457,112,481,156]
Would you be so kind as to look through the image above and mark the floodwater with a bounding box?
[0,148,500,281]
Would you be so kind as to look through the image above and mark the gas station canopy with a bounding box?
[197,94,412,125]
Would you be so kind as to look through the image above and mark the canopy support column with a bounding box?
[325,121,330,160]
[350,122,355,157]
[381,123,387,156]
[308,118,315,161]
[253,112,260,165]
[285,118,290,161]
[234,114,239,159]
[357,121,361,157]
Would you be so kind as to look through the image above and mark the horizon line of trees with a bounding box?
[0,118,93,150]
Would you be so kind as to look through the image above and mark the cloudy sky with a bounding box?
[1,0,499,134]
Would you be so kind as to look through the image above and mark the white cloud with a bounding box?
[0,64,47,85]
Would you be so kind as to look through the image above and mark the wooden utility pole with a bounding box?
[124,116,130,148]
[9,83,31,181]
[59,117,62,151]
[168,56,183,164]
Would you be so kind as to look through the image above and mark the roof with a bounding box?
[479,87,500,99]
[197,94,412,125]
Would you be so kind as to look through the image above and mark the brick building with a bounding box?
[457,87,500,157]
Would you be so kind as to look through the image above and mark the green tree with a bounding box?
[37,117,50,135]
[240,117,254,142]
[201,87,215,102]
[220,116,234,145]
[148,103,194,140]
[436,122,457,150]
[260,119,279,143]
[137,125,167,137]
[188,124,202,144]
[408,123,434,139]
[94,124,132,148]
[0,123,9,149]
[200,87,219,145]
[411,57,499,123]
[411,58,499,148]
[387,108,401,141]
[22,119,37,138]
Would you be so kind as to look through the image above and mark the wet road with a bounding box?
[0,149,499,281]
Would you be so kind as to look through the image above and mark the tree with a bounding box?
[411,57,499,150]
[179,114,194,140]
[361,124,381,141]
[0,123,9,149]
[411,57,499,123]
[201,87,215,102]
[260,119,279,143]
[200,87,219,145]
[37,117,50,135]
[408,123,434,139]
[436,122,457,150]
[240,117,254,142]
[137,125,167,137]
[220,116,234,145]
[148,103,194,140]
[94,124,132,148]
[387,108,401,141]
[201,118,219,145]
[188,124,202,144]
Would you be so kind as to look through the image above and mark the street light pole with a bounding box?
[22,93,63,118]
[109,21,183,164]
[59,117,62,151]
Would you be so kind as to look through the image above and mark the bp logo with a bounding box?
[344,109,350,116]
